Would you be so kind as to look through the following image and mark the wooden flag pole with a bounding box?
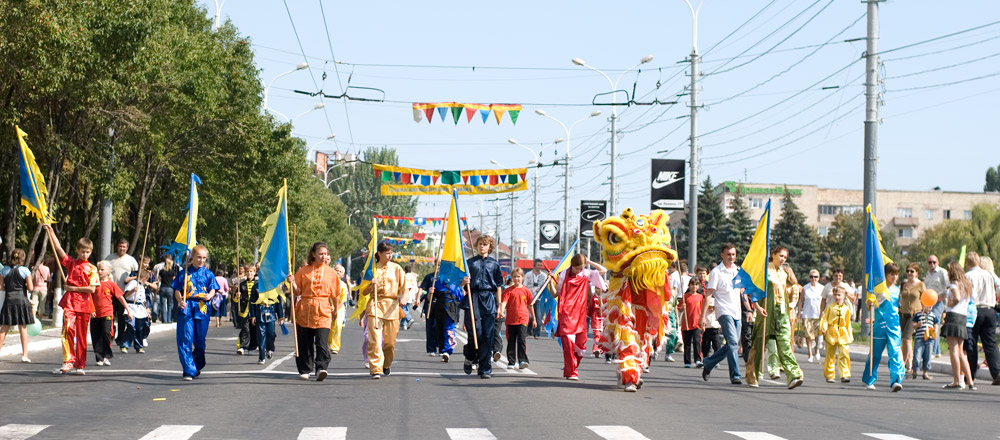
[867,303,874,378]
[424,219,448,321]
[290,223,299,357]
[42,227,67,284]
[461,223,478,349]
[235,222,240,272]
[139,210,152,267]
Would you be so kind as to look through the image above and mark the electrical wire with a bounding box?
[886,50,1000,80]
[705,0,826,76]
[280,0,337,135]
[879,20,1000,56]
[887,71,1000,92]
[317,0,356,147]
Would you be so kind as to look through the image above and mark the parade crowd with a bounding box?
[2,229,999,393]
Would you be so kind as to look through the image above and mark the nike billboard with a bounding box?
[650,159,685,210]
[579,200,607,238]
[539,220,561,250]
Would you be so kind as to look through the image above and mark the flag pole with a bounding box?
[461,222,478,349]
[425,218,448,321]
[867,303,874,377]
[290,221,299,357]
[139,210,152,267]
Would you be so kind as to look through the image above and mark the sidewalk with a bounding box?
[793,343,954,376]
[1,322,176,358]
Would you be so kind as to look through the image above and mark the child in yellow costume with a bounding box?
[819,286,853,383]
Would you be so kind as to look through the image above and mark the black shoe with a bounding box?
[463,360,473,375]
[993,375,1000,386]
[731,379,743,385]
[702,368,711,382]
[384,368,390,376]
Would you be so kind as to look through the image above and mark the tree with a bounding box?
[822,211,900,285]
[771,189,820,276]
[679,176,726,268]
[986,164,1000,192]
[724,186,754,252]
[909,202,1000,267]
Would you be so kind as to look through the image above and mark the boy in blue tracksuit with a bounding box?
[250,275,284,364]
[172,245,220,381]
[863,263,905,392]
[427,273,464,363]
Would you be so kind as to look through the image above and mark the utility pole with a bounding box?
[99,127,115,259]
[684,0,704,272]
[861,0,881,336]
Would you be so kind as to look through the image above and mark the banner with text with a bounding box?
[579,200,607,238]
[539,220,561,250]
[373,164,527,196]
[650,159,685,210]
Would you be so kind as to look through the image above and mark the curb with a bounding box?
[1,322,176,357]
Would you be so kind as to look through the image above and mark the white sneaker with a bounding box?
[257,360,265,365]
[519,361,530,369]
[665,355,676,363]
[428,352,437,357]
[71,369,86,375]
[624,384,637,392]
[143,339,148,347]
[441,353,450,363]
[807,356,815,363]
[299,373,310,380]
[492,352,502,362]
[103,359,111,366]
[237,348,245,355]
[866,384,876,390]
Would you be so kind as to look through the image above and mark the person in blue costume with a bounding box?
[422,260,464,363]
[863,262,905,392]
[172,245,220,380]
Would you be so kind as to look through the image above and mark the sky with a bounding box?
[200,0,999,255]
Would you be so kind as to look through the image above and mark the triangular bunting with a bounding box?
[451,106,462,124]
[519,172,526,181]
[413,108,424,123]
[465,107,477,123]
[479,109,490,123]
[401,173,411,184]
[393,172,402,182]
[508,109,520,125]
[508,174,518,184]
[437,107,448,122]
[423,107,435,123]
[492,108,505,125]
[462,175,470,184]
[499,175,508,183]
[470,175,481,186]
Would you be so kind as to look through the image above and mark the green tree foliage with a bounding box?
[986,165,1000,192]
[724,187,754,252]
[822,211,900,285]
[909,203,1000,268]
[0,0,359,272]
[771,189,820,276]
[678,176,726,267]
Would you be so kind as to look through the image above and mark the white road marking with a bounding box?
[137,425,203,440]
[455,330,537,375]
[263,351,296,371]
[207,337,238,341]
[863,435,922,440]
[395,338,427,342]
[0,424,49,440]
[761,379,783,385]
[447,428,497,440]
[725,432,789,440]
[298,427,347,440]
[587,425,651,440]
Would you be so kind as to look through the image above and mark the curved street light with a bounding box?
[262,62,308,122]
[292,103,325,125]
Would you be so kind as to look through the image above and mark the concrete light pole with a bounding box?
[536,109,601,250]
[683,0,705,270]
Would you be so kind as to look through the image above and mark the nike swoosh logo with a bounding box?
[651,176,682,189]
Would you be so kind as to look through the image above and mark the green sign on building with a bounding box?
[721,181,802,196]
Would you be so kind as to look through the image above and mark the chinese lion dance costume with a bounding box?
[593,208,677,392]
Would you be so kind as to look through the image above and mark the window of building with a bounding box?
[841,205,863,215]
[898,208,912,218]
[817,226,829,237]
[964,210,973,220]
[749,198,763,209]
[925,209,934,220]
[943,210,951,220]
[898,228,913,238]
[819,205,838,215]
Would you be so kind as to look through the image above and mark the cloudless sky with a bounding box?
[200,0,999,253]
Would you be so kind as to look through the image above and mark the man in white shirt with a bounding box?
[964,252,1000,385]
[924,255,949,358]
[700,243,745,384]
[105,238,138,349]
[523,259,550,339]
[820,268,856,319]
[797,269,824,362]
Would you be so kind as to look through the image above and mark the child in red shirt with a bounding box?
[91,261,131,366]
[676,278,704,368]
[500,268,535,370]
[44,224,99,374]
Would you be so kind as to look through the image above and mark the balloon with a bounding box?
[920,289,938,308]
[26,320,42,337]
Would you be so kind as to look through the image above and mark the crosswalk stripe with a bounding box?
[137,425,203,440]
[298,427,347,440]
[587,425,651,440]
[454,330,537,375]
[863,434,921,440]
[725,432,789,440]
[0,424,49,440]
[446,428,497,440]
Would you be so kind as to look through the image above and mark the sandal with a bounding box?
[942,383,964,389]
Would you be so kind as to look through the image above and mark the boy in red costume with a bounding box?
[44,224,100,375]
[553,255,608,381]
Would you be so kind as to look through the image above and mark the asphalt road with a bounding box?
[1,314,998,440]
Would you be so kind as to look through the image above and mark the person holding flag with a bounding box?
[861,205,905,392]
[459,234,504,379]
[287,242,339,381]
[553,253,608,381]
[701,243,746,385]
[171,245,219,380]
[362,242,405,379]
[744,246,804,389]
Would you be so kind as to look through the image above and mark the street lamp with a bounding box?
[508,139,541,260]
[292,103,325,125]
[535,110,601,249]
[262,62,308,122]
[571,55,654,214]
[345,209,362,282]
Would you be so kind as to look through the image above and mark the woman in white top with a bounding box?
[942,261,973,389]
[122,267,152,353]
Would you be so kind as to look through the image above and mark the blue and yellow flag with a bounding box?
[162,174,202,261]
[551,237,579,276]
[437,190,470,290]
[864,204,894,302]
[256,180,290,305]
[15,126,54,224]
[735,199,771,303]
[349,218,379,321]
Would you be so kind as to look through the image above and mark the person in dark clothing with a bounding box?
[421,260,464,362]
[236,264,259,355]
[461,235,504,379]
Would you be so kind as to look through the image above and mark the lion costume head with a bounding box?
[593,208,677,292]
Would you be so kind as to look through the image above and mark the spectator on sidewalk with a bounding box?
[964,252,1000,386]
[0,249,37,363]
[911,306,938,380]
[29,255,51,319]
[798,269,824,362]
[924,255,949,359]
[677,278,703,368]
